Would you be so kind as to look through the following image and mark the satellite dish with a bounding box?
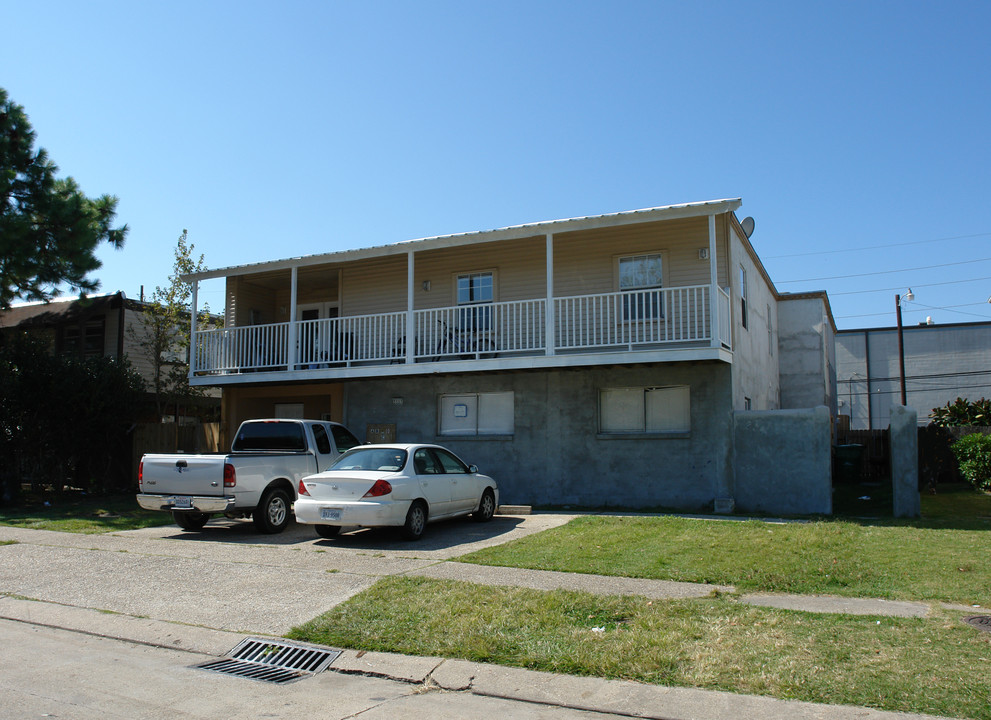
[740,216,755,238]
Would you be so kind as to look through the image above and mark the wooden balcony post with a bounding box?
[407,250,415,364]
[709,215,719,348]
[545,233,555,356]
[189,280,198,376]
[288,267,298,369]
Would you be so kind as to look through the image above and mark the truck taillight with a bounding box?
[138,461,143,488]
[224,462,236,488]
[363,479,392,498]
[298,479,310,496]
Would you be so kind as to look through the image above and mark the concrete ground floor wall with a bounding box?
[733,406,832,515]
[339,362,736,510]
[220,362,736,510]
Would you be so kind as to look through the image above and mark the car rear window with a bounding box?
[331,448,407,472]
[232,422,306,451]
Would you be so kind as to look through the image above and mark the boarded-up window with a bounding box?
[600,386,690,433]
[439,392,514,436]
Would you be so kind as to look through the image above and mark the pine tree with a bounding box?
[0,87,127,310]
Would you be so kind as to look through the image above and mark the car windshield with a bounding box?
[330,447,407,472]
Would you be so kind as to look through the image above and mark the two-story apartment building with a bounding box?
[186,199,836,512]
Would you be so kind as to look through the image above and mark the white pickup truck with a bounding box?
[136,419,361,533]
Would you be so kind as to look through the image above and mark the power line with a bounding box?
[777,257,991,284]
[764,232,991,259]
[835,301,991,320]
[830,276,991,296]
[840,382,991,399]
[839,369,991,385]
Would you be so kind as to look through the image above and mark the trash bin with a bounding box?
[833,444,865,484]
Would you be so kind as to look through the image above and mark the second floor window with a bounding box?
[619,253,664,320]
[457,271,493,330]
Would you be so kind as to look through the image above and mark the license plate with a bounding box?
[320,508,342,521]
[173,496,193,509]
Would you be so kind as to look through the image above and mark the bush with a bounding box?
[951,433,991,491]
[930,397,991,427]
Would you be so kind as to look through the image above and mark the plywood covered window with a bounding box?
[599,386,690,434]
[439,391,514,436]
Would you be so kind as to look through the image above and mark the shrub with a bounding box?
[951,433,991,491]
[930,397,991,427]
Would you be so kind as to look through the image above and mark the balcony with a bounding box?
[190,285,732,381]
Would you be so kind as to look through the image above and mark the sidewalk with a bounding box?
[0,595,953,720]
[0,519,964,720]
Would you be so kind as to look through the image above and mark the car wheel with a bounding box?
[401,501,427,540]
[253,488,291,534]
[472,488,496,522]
[172,511,209,531]
[315,524,341,539]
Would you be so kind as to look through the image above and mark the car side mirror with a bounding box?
[468,464,479,474]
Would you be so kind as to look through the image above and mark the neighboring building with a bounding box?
[837,320,991,429]
[0,291,220,422]
[185,198,837,511]
[1,291,145,369]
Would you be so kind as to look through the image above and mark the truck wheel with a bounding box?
[173,511,209,531]
[315,525,341,539]
[254,488,291,534]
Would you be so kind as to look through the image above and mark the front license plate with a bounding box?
[320,508,342,521]
[173,496,193,509]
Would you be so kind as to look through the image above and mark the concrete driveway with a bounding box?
[0,513,954,720]
[0,513,574,635]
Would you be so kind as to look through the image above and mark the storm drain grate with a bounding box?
[195,638,341,685]
[962,615,991,634]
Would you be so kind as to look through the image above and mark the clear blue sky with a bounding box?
[4,0,989,329]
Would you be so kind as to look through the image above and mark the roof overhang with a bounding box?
[184,198,743,282]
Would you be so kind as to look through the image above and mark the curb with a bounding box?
[0,597,954,720]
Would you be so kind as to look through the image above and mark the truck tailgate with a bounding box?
[140,454,227,497]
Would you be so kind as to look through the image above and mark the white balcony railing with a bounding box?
[192,285,728,375]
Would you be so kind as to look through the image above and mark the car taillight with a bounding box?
[138,461,143,489]
[224,462,236,488]
[363,479,392,498]
[298,479,310,496]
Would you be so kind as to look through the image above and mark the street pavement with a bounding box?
[0,513,959,720]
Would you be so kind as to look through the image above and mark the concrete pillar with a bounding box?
[890,405,920,518]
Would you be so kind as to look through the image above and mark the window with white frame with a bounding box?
[599,385,690,434]
[439,391,514,436]
[456,271,494,330]
[619,253,664,320]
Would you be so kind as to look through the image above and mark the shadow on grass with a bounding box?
[0,492,173,533]
[833,480,991,531]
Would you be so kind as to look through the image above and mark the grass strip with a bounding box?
[458,512,991,605]
[0,494,172,533]
[289,576,991,720]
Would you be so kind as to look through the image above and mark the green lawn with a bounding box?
[289,576,991,720]
[289,486,991,719]
[0,494,172,533]
[456,486,991,606]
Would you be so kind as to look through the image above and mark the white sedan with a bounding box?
[294,444,499,540]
